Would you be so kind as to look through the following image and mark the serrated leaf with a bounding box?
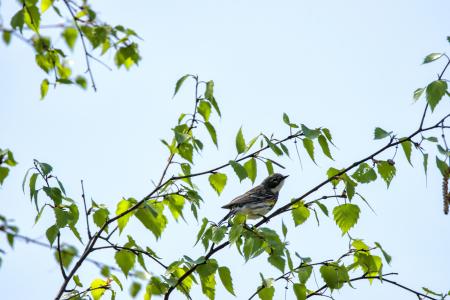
[0,167,9,185]
[268,254,285,272]
[46,224,58,246]
[293,283,306,300]
[178,142,193,163]
[116,198,133,234]
[195,218,209,245]
[302,138,315,162]
[23,5,40,33]
[423,53,443,64]
[243,158,257,183]
[281,221,287,238]
[400,139,412,165]
[90,278,108,300]
[301,124,320,139]
[282,113,290,125]
[374,127,391,140]
[377,161,396,187]
[319,264,349,290]
[198,100,211,121]
[173,74,191,97]
[218,266,235,296]
[115,249,136,277]
[297,264,312,284]
[228,223,243,244]
[236,127,246,154]
[93,208,109,229]
[292,204,310,226]
[229,160,247,182]
[436,156,449,176]
[318,135,333,159]
[204,122,218,147]
[10,9,25,33]
[333,204,360,235]
[351,163,377,183]
[134,202,167,239]
[209,173,227,195]
[258,286,275,300]
[204,80,214,101]
[73,274,83,287]
[426,80,448,111]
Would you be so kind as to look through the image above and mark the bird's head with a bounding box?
[262,173,289,193]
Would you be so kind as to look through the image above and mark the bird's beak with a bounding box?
[282,175,289,180]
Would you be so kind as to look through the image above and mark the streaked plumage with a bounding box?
[218,173,288,225]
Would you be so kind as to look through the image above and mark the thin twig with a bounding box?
[81,180,91,239]
[57,233,68,280]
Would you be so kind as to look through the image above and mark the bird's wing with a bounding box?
[221,185,276,209]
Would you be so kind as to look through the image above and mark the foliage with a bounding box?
[1,5,450,300]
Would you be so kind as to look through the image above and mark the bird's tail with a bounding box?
[217,209,235,226]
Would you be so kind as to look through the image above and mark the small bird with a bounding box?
[218,173,289,225]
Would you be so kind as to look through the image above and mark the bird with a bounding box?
[218,173,289,225]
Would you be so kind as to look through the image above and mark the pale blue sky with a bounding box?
[1,0,449,299]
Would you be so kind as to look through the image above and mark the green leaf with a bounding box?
[41,0,54,13]
[75,76,87,89]
[228,223,243,244]
[39,79,49,100]
[211,226,227,243]
[297,264,312,284]
[374,127,391,140]
[204,122,218,147]
[315,202,329,216]
[62,27,78,50]
[73,274,83,287]
[426,80,448,111]
[258,286,275,300]
[116,198,133,234]
[90,278,108,300]
[23,6,40,33]
[29,172,38,200]
[291,204,310,226]
[178,142,193,163]
[268,254,285,272]
[0,167,9,185]
[204,80,214,101]
[436,156,449,176]
[400,139,412,165]
[218,266,235,296]
[377,161,396,187]
[115,249,136,277]
[10,9,25,33]
[374,241,392,265]
[197,260,218,300]
[319,264,349,290]
[413,87,425,101]
[130,281,141,297]
[236,127,246,154]
[134,202,167,239]
[46,224,59,246]
[281,221,288,238]
[318,135,333,159]
[293,283,306,300]
[302,138,315,162]
[2,30,11,45]
[265,160,274,175]
[243,158,257,183]
[322,128,334,145]
[198,100,212,121]
[209,173,227,195]
[333,204,360,235]
[229,160,247,182]
[301,124,320,139]
[195,218,209,245]
[423,153,428,177]
[423,53,443,64]
[343,174,357,200]
[351,163,377,183]
[93,208,109,229]
[55,245,77,268]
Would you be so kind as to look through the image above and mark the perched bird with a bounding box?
[218,173,289,225]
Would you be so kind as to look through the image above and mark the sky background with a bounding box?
[1,0,449,299]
